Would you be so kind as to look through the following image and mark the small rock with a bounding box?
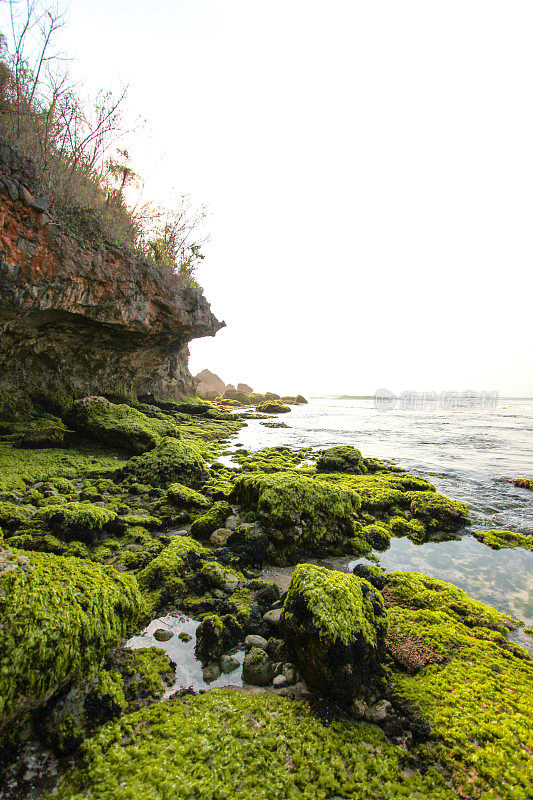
[225,515,240,530]
[263,608,283,627]
[178,632,191,642]
[153,629,173,642]
[266,637,285,661]
[242,647,275,686]
[270,600,283,609]
[273,674,287,688]
[364,699,391,723]
[220,655,240,674]
[245,634,268,651]
[210,528,233,547]
[282,664,297,686]
[349,698,368,718]
[212,589,226,599]
[202,662,221,683]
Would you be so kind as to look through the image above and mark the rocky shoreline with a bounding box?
[1,391,532,799]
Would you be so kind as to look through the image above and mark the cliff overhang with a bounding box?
[0,140,224,399]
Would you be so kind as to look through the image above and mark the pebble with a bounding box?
[209,528,233,547]
[153,629,173,642]
[263,608,283,627]
[220,655,240,674]
[364,699,391,723]
[245,634,268,651]
[202,663,221,683]
[273,674,287,688]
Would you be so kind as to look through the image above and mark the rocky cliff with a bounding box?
[0,140,224,400]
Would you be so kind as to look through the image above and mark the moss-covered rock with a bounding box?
[472,528,533,551]
[0,500,34,530]
[136,536,208,610]
[406,490,470,530]
[384,571,532,799]
[256,401,291,414]
[195,613,242,661]
[41,646,175,754]
[65,396,179,454]
[37,501,119,542]
[316,445,367,474]
[0,548,143,740]
[118,437,207,488]
[232,471,361,561]
[282,564,387,704]
[166,482,210,509]
[190,500,232,539]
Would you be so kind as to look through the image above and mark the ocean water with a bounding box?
[232,397,533,642]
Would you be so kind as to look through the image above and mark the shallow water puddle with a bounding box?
[126,613,245,695]
[262,535,533,655]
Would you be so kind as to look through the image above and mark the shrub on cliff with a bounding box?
[0,547,143,739]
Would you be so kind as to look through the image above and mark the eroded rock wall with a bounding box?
[0,140,224,399]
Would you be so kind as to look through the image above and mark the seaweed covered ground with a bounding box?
[0,391,531,799]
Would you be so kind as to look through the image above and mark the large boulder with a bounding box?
[118,437,207,488]
[195,369,227,399]
[65,397,178,455]
[0,547,142,742]
[231,471,361,560]
[281,564,387,705]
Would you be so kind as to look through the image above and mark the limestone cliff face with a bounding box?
[0,140,224,399]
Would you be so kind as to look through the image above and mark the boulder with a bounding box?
[242,647,275,686]
[0,547,142,743]
[195,369,227,398]
[281,564,387,705]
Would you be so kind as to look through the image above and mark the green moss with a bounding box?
[0,548,143,730]
[190,500,231,539]
[0,442,128,493]
[0,501,34,530]
[472,529,533,551]
[406,491,470,530]
[256,400,291,414]
[118,437,206,488]
[284,563,386,647]
[136,536,207,610]
[232,471,360,559]
[316,445,368,474]
[200,561,245,590]
[385,571,532,799]
[37,502,117,542]
[54,689,456,800]
[65,397,179,454]
[362,522,391,550]
[232,446,312,474]
[389,515,426,540]
[166,482,210,508]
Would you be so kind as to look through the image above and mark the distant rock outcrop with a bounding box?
[237,383,253,394]
[0,139,224,399]
[195,369,227,399]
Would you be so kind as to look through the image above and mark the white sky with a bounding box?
[49,2,533,394]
